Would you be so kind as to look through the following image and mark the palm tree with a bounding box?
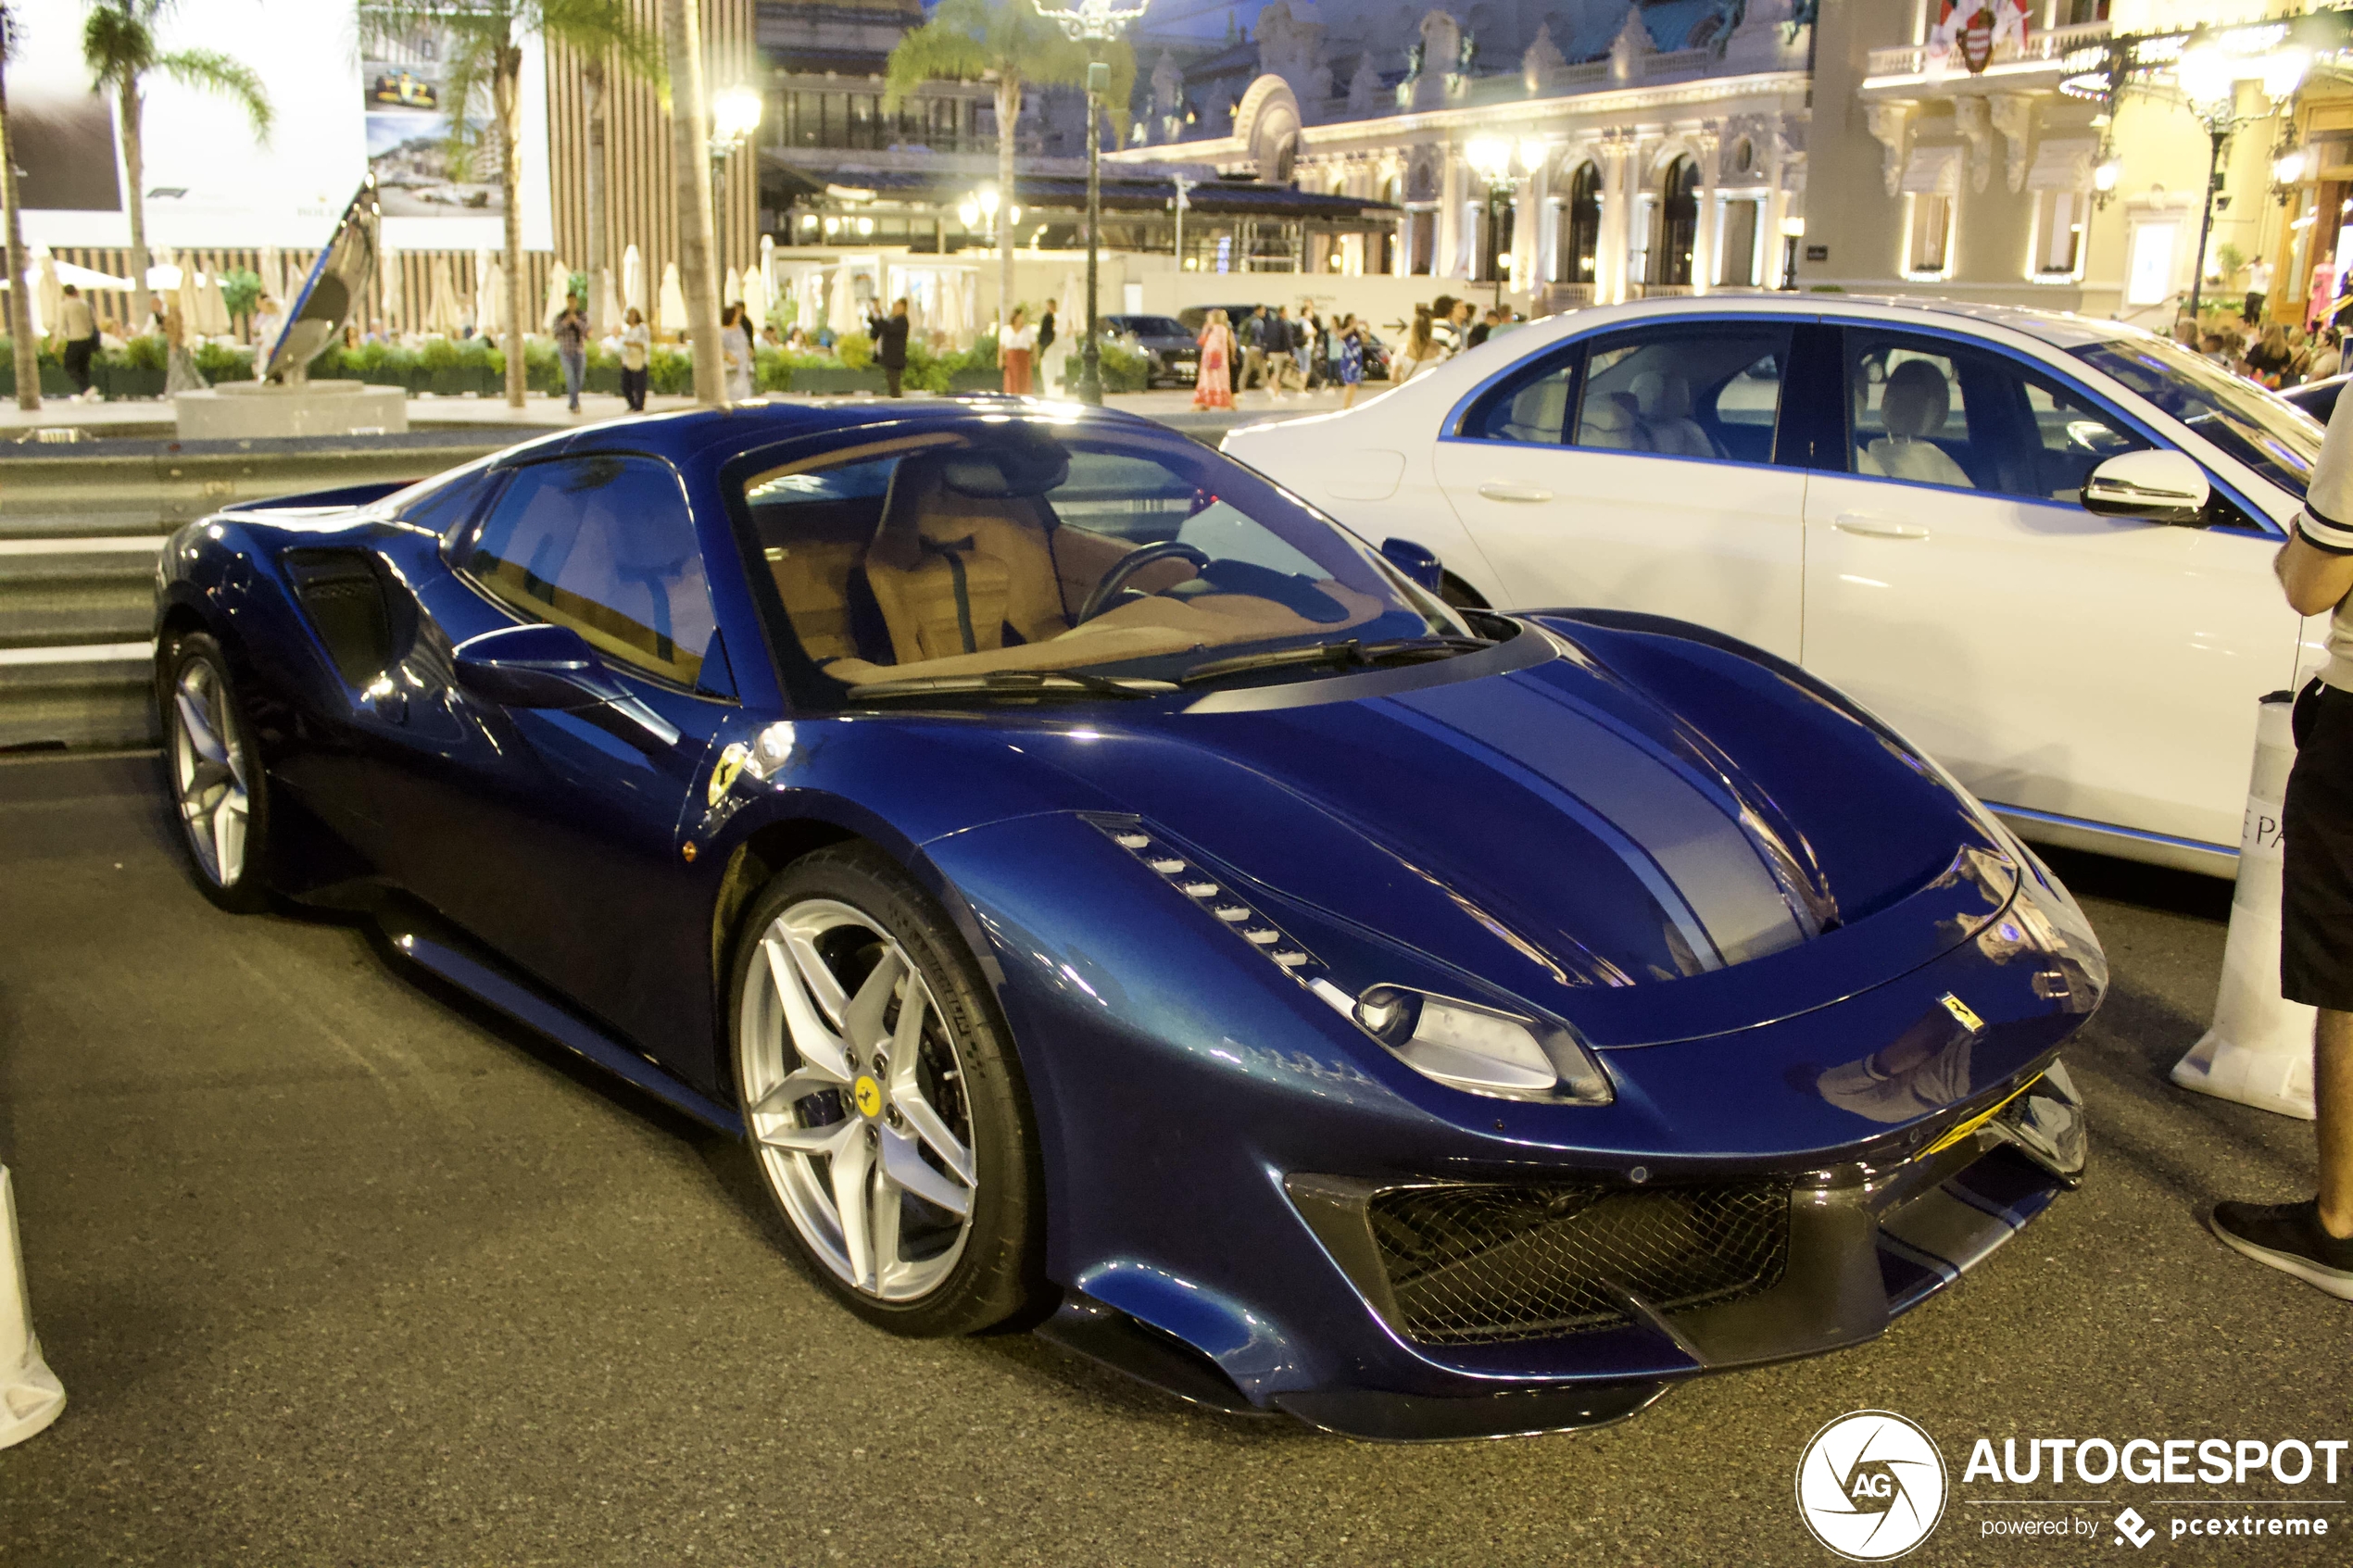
[658,0,721,405]
[884,0,1133,331]
[1,3,37,411]
[364,1,657,408]
[81,0,271,333]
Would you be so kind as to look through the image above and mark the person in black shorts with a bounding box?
[2218,400,2353,1298]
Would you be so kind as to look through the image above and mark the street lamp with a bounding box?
[2171,26,2309,323]
[1465,137,1515,311]
[1779,215,1805,291]
[709,85,764,270]
[1032,0,1149,405]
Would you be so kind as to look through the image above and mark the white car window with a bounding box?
[1846,332,2147,503]
[1576,324,1789,463]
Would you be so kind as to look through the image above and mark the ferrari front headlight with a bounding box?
[1344,984,1613,1106]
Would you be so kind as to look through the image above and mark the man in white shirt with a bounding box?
[2247,257,2277,325]
[57,285,100,400]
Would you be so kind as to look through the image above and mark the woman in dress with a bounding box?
[719,304,757,401]
[1192,308,1235,411]
[1336,313,1365,408]
[1390,306,1436,383]
[1000,307,1038,395]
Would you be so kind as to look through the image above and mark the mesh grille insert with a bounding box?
[1366,1179,1793,1345]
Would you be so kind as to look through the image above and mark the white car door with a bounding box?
[1799,324,2301,851]
[1429,316,1810,660]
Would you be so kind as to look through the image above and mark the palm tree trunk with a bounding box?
[995,73,1018,332]
[121,76,149,331]
[661,0,723,406]
[497,46,526,408]
[0,33,40,411]
[584,57,608,337]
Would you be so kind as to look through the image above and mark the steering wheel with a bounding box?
[1075,541,1213,625]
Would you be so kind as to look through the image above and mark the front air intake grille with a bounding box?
[1366,1179,1793,1345]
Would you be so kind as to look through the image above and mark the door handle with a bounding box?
[1478,483,1554,503]
[1831,512,1930,541]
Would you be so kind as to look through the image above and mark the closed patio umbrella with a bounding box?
[478,258,506,339]
[378,244,400,331]
[740,265,768,333]
[826,264,858,337]
[258,245,284,309]
[657,262,687,336]
[195,267,233,337]
[623,244,645,317]
[598,267,622,336]
[543,257,573,329]
[32,247,60,338]
[723,266,741,310]
[428,255,461,336]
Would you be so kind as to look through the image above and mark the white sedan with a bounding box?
[1225,295,2326,878]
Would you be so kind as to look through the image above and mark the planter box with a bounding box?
[787,366,886,395]
[946,368,1003,393]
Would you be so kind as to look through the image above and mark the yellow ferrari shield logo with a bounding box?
[707,743,750,809]
[1938,993,1984,1033]
[852,1075,883,1118]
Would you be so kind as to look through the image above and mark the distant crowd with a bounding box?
[1189,293,1528,412]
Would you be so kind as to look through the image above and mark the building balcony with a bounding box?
[1862,19,2111,90]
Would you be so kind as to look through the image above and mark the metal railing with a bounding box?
[1865,19,2110,80]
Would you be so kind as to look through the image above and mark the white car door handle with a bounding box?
[1832,512,1930,541]
[1477,483,1554,503]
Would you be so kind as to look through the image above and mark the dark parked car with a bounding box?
[155,398,2100,1440]
[2284,372,2346,426]
[1101,314,1202,388]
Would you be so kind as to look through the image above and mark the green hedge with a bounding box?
[0,330,1098,400]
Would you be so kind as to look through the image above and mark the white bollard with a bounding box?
[0,1166,65,1448]
[2172,692,2318,1120]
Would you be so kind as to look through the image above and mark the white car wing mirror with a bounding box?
[2082,449,2211,527]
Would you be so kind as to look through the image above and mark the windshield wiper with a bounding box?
[1176,634,1492,687]
[847,670,1178,702]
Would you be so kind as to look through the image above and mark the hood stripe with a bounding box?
[1390,680,1809,969]
[1372,697,1725,973]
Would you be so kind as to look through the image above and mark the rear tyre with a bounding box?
[159,631,273,913]
[730,844,1046,1336]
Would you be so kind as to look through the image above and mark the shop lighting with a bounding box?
[2277,148,2309,183]
[711,85,764,148]
[2094,154,2122,193]
[1780,215,1806,238]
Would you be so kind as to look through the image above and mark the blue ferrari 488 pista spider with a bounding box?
[155,398,2102,1439]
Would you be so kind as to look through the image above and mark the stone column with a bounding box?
[1596,132,1632,304]
[1521,156,1550,299]
[1692,121,1721,294]
[1439,146,1465,281]
[1763,117,1791,288]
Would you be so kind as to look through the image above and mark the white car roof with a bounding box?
[1525,292,2141,352]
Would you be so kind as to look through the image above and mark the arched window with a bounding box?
[1655,155,1699,285]
[1558,162,1601,283]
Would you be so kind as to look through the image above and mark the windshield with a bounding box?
[738,417,1468,705]
[2071,335,2320,500]
[1112,316,1189,337]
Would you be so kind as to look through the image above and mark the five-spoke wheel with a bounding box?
[161,632,271,911]
[731,846,1044,1333]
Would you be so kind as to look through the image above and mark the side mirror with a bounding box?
[2082,449,2211,527]
[452,622,681,748]
[1380,536,1445,591]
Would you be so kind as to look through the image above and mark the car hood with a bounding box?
[983,617,2014,1048]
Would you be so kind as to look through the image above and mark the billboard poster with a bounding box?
[364,34,504,220]
[7,0,547,253]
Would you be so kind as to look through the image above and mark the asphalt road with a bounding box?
[3,751,2347,1567]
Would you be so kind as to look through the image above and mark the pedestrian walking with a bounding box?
[1193,307,1235,410]
[619,307,650,412]
[553,295,589,413]
[719,304,755,402]
[871,296,911,397]
[1038,297,1062,395]
[1000,307,1038,395]
[2214,399,2353,1300]
[1296,302,1320,389]
[56,285,100,401]
[1391,305,1437,383]
[1428,295,1462,358]
[1239,306,1268,394]
[1337,313,1365,408]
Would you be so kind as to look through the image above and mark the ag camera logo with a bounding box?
[1796,1411,1949,1561]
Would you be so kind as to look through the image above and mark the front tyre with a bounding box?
[730,845,1046,1336]
[159,631,272,912]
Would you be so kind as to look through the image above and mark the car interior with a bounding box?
[741,432,1397,689]
[1477,331,1785,462]
[1848,340,2142,502]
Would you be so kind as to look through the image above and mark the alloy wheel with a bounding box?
[739,897,978,1301]
[170,658,249,888]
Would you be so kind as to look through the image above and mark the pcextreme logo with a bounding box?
[1795,1411,1950,1562]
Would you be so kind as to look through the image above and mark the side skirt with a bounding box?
[373,900,745,1137]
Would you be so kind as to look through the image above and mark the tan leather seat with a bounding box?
[1862,358,1974,489]
[865,453,1071,664]
[765,537,866,663]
